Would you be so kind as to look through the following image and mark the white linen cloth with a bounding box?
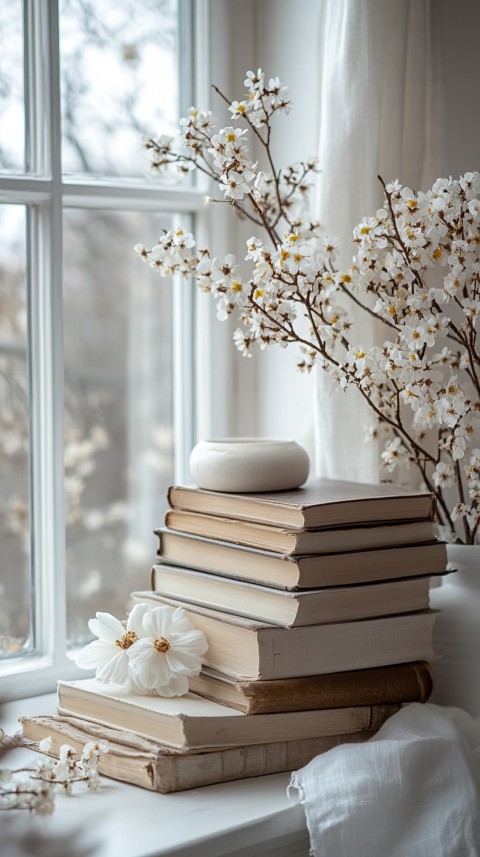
[288,703,480,857]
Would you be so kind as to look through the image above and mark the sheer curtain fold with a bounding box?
[314,0,444,482]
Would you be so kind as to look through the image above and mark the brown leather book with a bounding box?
[189,661,434,714]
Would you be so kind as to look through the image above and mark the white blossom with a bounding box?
[74,603,149,684]
[128,606,208,696]
[136,71,480,543]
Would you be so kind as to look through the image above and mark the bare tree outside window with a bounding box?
[60,0,179,176]
[63,209,175,645]
[0,1,24,173]
[0,205,30,657]
[0,0,185,659]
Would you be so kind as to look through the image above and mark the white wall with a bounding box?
[249,0,322,465]
[204,0,480,470]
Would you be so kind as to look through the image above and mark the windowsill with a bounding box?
[1,694,310,857]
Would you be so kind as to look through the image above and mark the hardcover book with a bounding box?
[156,529,447,589]
[163,510,437,555]
[56,679,399,751]
[20,714,380,793]
[188,661,434,714]
[150,563,438,627]
[131,591,439,680]
[167,479,435,530]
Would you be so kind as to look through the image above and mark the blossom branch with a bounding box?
[138,69,480,543]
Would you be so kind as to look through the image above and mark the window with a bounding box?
[0,0,208,699]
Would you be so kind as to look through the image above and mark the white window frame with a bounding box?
[0,0,212,701]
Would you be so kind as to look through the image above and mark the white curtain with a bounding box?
[314,0,445,483]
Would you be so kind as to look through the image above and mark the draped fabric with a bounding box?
[288,703,480,857]
[314,0,445,482]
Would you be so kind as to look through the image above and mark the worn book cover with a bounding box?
[188,662,434,714]
[20,714,380,793]
[167,479,435,529]
[57,678,399,750]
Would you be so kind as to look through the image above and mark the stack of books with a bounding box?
[22,478,447,793]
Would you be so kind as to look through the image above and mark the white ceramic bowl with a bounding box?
[189,438,310,493]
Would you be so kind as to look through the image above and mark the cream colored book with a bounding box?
[131,591,439,680]
[167,479,435,529]
[156,529,447,588]
[163,509,437,555]
[20,714,379,793]
[56,679,399,751]
[150,563,437,627]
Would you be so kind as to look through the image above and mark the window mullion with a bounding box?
[27,0,67,670]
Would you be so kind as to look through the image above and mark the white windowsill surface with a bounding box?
[1,694,310,857]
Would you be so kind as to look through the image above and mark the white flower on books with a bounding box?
[74,603,208,697]
[128,606,208,696]
[74,602,149,685]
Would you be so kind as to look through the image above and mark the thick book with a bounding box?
[189,661,434,714]
[56,679,399,751]
[20,714,379,793]
[163,510,437,555]
[167,479,435,530]
[150,563,437,627]
[131,591,439,680]
[156,529,447,589]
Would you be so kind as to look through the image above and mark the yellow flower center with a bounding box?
[232,281,243,292]
[433,248,443,260]
[342,274,352,284]
[356,350,365,359]
[154,637,171,653]
[175,228,184,236]
[226,133,237,142]
[115,631,138,650]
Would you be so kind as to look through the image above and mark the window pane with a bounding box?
[0,1,25,173]
[63,209,175,645]
[59,0,180,177]
[0,205,31,657]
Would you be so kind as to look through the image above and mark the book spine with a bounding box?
[21,715,379,793]
[367,703,401,731]
[238,661,435,714]
[154,732,378,792]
